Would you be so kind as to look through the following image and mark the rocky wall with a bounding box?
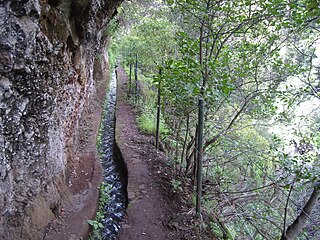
[0,0,122,239]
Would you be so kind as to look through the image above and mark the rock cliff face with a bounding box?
[0,0,122,239]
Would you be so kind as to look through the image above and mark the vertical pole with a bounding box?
[196,98,204,218]
[135,53,138,104]
[129,63,132,95]
[193,124,198,187]
[155,67,161,150]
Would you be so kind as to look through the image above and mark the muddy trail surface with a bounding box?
[115,66,170,239]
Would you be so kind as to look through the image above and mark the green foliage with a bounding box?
[104,18,120,37]
[98,182,112,207]
[137,106,168,135]
[113,0,320,238]
[171,179,182,193]
[108,40,119,70]
[117,3,178,74]
[137,110,157,134]
[209,221,229,239]
[304,0,320,22]
[87,220,104,231]
[88,182,111,239]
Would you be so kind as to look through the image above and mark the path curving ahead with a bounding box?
[116,66,169,240]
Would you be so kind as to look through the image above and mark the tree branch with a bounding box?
[281,184,320,239]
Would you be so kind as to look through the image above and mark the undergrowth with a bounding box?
[122,67,169,136]
[137,105,168,135]
[88,182,111,240]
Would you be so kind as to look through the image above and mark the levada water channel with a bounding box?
[94,67,127,239]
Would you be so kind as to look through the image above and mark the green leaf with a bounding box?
[87,220,96,226]
[166,0,174,6]
[98,223,104,229]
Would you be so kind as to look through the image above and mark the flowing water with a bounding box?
[98,68,127,239]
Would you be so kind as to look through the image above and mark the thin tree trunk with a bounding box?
[186,131,196,166]
[281,185,320,239]
[282,179,295,238]
[186,148,194,174]
[155,67,161,149]
[175,120,181,165]
[196,98,204,218]
[210,212,232,240]
[180,114,190,170]
[134,53,138,104]
[195,15,206,218]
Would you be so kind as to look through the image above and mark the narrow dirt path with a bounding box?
[116,66,169,240]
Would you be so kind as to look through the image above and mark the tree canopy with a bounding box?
[112,0,320,238]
